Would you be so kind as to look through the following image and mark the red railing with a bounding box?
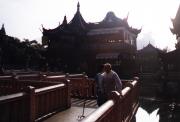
[0,80,70,122]
[82,78,140,122]
[34,82,71,121]
[0,73,139,100]
[0,92,29,122]
[15,74,42,81]
[43,73,97,98]
[0,80,61,96]
[0,73,96,99]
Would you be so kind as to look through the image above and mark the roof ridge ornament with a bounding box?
[2,24,4,28]
[0,23,6,35]
[77,2,80,12]
[123,12,129,22]
[62,15,67,25]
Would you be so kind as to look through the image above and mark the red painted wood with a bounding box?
[82,78,140,122]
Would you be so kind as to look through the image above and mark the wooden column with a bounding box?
[25,86,36,122]
[83,73,88,98]
[109,91,122,122]
[65,79,71,108]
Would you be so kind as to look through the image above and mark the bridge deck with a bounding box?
[44,98,98,122]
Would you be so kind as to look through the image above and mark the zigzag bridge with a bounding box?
[0,71,140,122]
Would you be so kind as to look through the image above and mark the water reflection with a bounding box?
[136,107,159,122]
[136,98,180,122]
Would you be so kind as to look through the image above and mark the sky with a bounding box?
[0,0,179,50]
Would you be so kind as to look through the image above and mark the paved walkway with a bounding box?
[44,98,98,122]
[71,98,98,108]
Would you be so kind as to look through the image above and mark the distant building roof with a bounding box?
[138,43,163,53]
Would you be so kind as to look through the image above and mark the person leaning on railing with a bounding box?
[99,63,122,105]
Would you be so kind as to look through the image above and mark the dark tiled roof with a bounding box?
[138,43,163,53]
[68,6,87,30]
[87,12,128,29]
[87,12,141,34]
[42,3,141,36]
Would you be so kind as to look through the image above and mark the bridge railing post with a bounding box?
[109,91,122,122]
[64,79,71,108]
[25,86,36,122]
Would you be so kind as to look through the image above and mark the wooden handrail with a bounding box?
[82,100,114,122]
[45,75,66,79]
[0,81,70,122]
[67,73,86,78]
[35,84,65,93]
[16,74,39,77]
[82,79,140,122]
[0,91,29,122]
[131,80,138,86]
[0,75,13,79]
[0,75,13,81]
[0,92,25,102]
[121,87,131,96]
[0,73,94,98]
[34,83,70,121]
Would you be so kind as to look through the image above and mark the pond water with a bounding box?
[136,107,159,122]
[135,98,180,122]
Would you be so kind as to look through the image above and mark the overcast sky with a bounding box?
[0,0,179,50]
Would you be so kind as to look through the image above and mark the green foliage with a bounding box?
[0,35,46,70]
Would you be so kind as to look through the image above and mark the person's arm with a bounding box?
[113,72,122,91]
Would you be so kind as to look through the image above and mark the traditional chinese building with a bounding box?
[171,5,180,49]
[166,4,180,73]
[136,43,165,97]
[137,43,164,73]
[42,2,141,77]
[168,4,180,70]
[161,5,180,99]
